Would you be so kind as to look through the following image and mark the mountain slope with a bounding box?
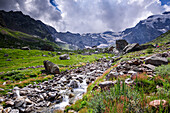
[0,10,55,42]
[0,10,169,49]
[123,12,170,44]
[0,26,59,51]
[54,32,108,49]
[147,30,170,44]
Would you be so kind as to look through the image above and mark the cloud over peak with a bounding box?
[0,0,169,33]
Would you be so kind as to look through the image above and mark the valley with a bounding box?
[0,9,169,113]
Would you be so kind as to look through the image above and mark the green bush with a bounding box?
[12,73,26,80]
[155,65,170,77]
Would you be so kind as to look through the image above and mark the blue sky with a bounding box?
[50,0,61,12]
[160,0,170,5]
[50,0,170,13]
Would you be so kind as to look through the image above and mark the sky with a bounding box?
[0,0,169,33]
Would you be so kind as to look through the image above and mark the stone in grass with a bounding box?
[99,81,117,90]
[59,54,70,60]
[149,100,167,108]
[4,54,8,57]
[6,59,12,61]
[43,60,60,74]
[21,46,30,50]
[106,72,119,80]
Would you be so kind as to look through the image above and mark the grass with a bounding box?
[0,26,61,50]
[147,30,170,45]
[0,48,113,95]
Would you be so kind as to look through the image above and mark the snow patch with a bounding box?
[97,44,109,48]
[55,38,67,43]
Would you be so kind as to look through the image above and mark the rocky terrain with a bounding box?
[0,57,112,113]
[0,42,169,112]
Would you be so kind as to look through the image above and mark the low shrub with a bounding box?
[155,65,170,77]
[88,81,145,113]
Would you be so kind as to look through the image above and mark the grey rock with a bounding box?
[9,109,19,113]
[21,47,30,50]
[4,54,8,57]
[14,98,24,107]
[106,72,119,80]
[5,100,14,106]
[43,60,60,74]
[99,81,117,90]
[123,43,139,53]
[125,78,134,84]
[116,40,128,51]
[6,59,12,61]
[145,56,168,66]
[128,71,137,76]
[69,80,79,88]
[143,64,156,70]
[57,52,62,55]
[59,54,70,60]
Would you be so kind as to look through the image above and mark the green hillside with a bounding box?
[147,30,170,45]
[0,26,60,50]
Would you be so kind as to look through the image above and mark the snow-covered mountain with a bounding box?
[54,11,170,49]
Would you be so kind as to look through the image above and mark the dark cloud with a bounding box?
[0,0,61,30]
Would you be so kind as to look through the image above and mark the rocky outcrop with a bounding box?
[43,60,60,74]
[123,43,139,53]
[116,40,128,51]
[145,55,168,66]
[59,54,70,60]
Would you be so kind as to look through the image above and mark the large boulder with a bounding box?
[59,54,70,60]
[144,55,168,66]
[116,40,128,51]
[43,60,60,74]
[123,43,139,53]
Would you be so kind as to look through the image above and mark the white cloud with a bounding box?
[55,0,169,33]
[0,0,169,33]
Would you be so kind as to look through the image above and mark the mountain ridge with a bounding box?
[0,10,169,49]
